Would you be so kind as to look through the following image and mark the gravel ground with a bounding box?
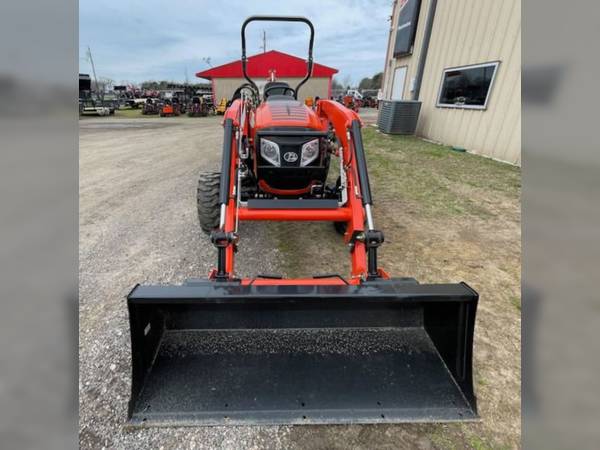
[79,111,520,449]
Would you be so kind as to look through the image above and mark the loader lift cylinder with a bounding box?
[350,120,373,207]
[215,118,234,278]
[350,119,382,279]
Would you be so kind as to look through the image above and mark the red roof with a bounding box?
[196,50,338,79]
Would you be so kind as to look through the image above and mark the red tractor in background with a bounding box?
[126,16,478,427]
[343,94,361,112]
[159,98,181,117]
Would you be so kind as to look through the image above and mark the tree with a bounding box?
[358,72,383,90]
[331,77,343,91]
[141,80,160,90]
[371,72,383,88]
[358,77,371,90]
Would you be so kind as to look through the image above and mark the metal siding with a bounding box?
[382,0,521,165]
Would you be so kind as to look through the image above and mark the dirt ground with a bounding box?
[79,110,521,449]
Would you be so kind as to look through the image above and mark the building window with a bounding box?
[393,0,422,57]
[436,62,500,110]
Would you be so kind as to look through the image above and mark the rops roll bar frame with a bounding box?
[241,16,315,99]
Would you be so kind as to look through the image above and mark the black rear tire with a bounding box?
[197,172,221,235]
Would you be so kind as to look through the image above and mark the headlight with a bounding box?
[260,139,280,166]
[300,139,320,167]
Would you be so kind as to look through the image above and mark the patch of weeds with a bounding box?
[270,222,305,277]
[510,295,522,311]
[270,221,345,278]
[429,430,458,450]
[114,109,144,119]
[468,435,491,450]
[467,435,511,450]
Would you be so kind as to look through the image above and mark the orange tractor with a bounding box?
[126,16,478,427]
[343,94,361,112]
[159,98,181,117]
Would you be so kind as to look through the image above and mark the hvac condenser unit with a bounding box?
[377,100,422,134]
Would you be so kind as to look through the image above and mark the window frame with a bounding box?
[436,61,501,110]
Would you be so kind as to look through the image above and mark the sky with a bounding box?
[79,0,393,86]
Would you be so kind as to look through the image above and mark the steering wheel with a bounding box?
[264,85,296,99]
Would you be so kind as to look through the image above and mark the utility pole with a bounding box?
[87,45,99,93]
[261,30,267,53]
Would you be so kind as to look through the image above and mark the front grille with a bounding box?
[258,135,320,168]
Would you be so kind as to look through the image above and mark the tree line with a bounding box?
[332,72,383,92]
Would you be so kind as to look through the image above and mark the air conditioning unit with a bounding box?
[377,100,421,134]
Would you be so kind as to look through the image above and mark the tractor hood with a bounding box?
[254,99,325,130]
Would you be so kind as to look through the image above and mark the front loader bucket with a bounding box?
[127,279,478,426]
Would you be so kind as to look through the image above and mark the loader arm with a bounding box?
[214,99,378,282]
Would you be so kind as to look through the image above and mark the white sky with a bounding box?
[79,0,393,85]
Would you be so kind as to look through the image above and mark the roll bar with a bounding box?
[241,16,315,99]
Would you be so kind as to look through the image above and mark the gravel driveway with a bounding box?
[79,116,296,449]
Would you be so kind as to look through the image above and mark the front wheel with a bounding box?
[197,171,221,235]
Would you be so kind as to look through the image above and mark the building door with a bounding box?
[391,66,407,100]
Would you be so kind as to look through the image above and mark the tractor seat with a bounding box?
[264,81,295,101]
[266,94,295,102]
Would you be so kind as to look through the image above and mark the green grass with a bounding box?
[428,426,512,450]
[430,429,460,450]
[467,435,511,450]
[362,128,520,218]
[114,108,145,118]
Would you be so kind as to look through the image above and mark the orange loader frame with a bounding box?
[209,97,388,285]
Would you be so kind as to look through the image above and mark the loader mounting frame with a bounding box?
[212,99,385,285]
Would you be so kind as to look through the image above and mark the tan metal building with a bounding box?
[196,50,338,104]
[381,0,521,165]
[200,77,333,106]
